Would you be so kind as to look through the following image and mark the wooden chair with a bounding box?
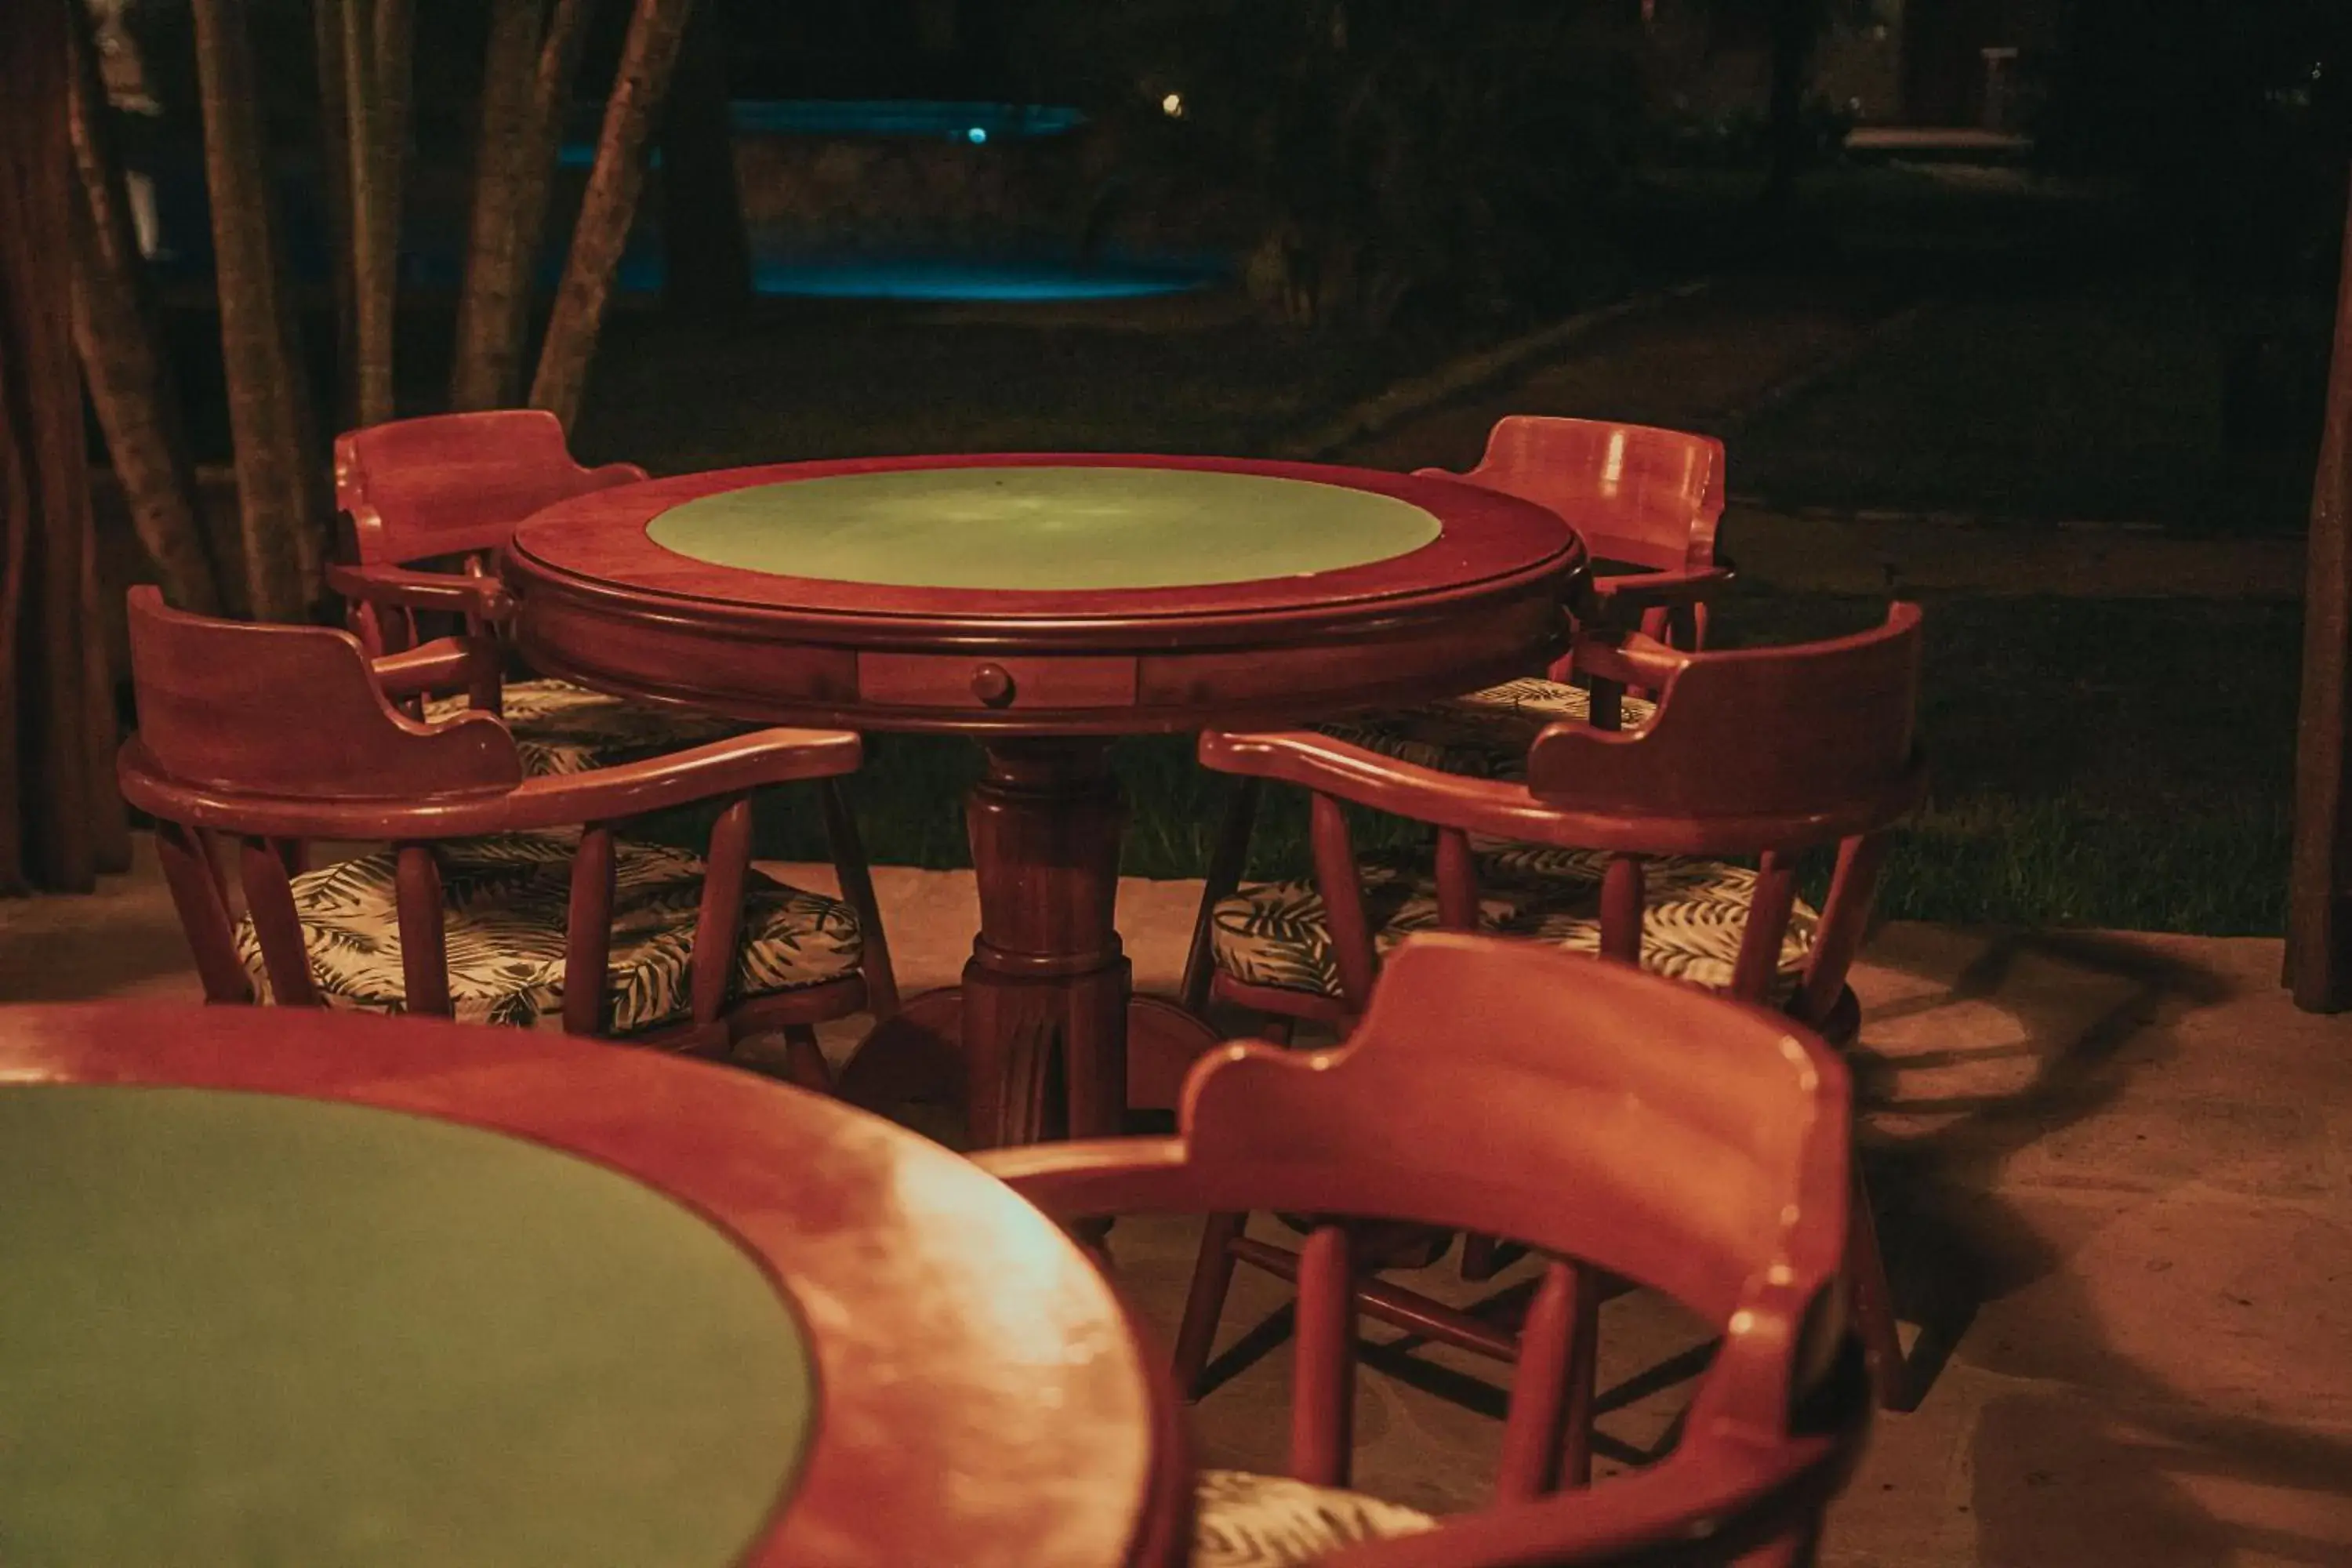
[1316,416,1732,779]
[116,586,883,1073]
[982,934,1873,1568]
[1174,605,1926,1414]
[327,409,898,1015]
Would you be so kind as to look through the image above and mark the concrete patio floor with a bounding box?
[4,840,2348,1566]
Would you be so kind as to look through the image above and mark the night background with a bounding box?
[51,0,2352,932]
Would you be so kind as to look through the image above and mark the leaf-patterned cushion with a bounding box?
[1312,678,1657,781]
[234,831,862,1033]
[1213,840,1817,1002]
[423,678,744,778]
[1194,1468,1436,1568]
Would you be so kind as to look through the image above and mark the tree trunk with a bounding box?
[2,0,120,893]
[2287,166,2352,1011]
[191,0,327,622]
[340,0,413,427]
[659,0,751,321]
[529,0,698,429]
[313,0,358,430]
[65,0,225,614]
[451,0,593,411]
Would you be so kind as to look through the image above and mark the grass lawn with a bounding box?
[729,590,2297,939]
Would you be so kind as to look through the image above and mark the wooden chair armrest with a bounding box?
[1588,561,1736,614]
[370,636,501,699]
[972,1137,1196,1217]
[1197,729,1594,844]
[1564,630,1687,691]
[586,459,651,486]
[327,561,514,622]
[500,728,865,828]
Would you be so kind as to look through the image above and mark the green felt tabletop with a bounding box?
[0,1084,812,1568]
[644,465,1443,590]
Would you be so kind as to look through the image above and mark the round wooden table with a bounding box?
[503,453,1584,1149]
[0,1003,1189,1568]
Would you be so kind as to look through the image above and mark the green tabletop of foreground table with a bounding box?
[503,453,1584,1151]
[0,1003,1189,1568]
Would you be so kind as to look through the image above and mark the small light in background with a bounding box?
[967,125,988,143]
[1160,92,1185,119]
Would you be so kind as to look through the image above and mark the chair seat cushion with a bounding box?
[1213,840,1817,1002]
[1193,1468,1435,1568]
[234,832,861,1033]
[1312,678,1657,780]
[424,678,744,777]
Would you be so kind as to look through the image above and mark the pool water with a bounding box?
[142,100,1221,304]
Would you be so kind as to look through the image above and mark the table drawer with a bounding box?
[857,652,1138,711]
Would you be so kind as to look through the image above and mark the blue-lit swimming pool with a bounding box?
[146,101,1227,304]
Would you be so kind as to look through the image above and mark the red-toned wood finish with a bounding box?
[0,1001,1189,1568]
[114,587,879,1054]
[325,412,899,1018]
[330,410,644,660]
[337,408,647,569]
[1180,605,1927,1415]
[980,935,1871,1566]
[500,453,1584,1152]
[1420,413,1733,675]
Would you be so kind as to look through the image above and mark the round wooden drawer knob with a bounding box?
[971,663,1016,706]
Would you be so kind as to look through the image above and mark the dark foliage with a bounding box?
[1008,0,1646,332]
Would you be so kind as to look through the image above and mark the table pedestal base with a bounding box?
[840,990,1225,1132]
[837,739,1222,1145]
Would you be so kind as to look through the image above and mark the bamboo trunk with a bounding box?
[1,0,107,892]
[341,0,413,428]
[191,0,327,622]
[2286,165,2352,1011]
[452,0,593,411]
[64,1,225,614]
[529,0,699,429]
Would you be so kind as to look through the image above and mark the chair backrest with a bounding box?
[335,410,648,565]
[982,935,1865,1562]
[1527,604,1922,828]
[121,586,521,802]
[1430,416,1724,575]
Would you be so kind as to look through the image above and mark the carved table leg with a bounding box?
[961,739,1130,1149]
[837,739,1225,1148]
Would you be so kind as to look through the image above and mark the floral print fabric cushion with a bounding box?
[423,678,744,778]
[1193,1468,1436,1568]
[1312,678,1657,780]
[1213,840,1817,1002]
[233,832,861,1033]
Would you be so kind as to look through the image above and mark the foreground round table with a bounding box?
[504,453,1584,1147]
[0,1003,1188,1568]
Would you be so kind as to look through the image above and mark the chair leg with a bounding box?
[781,1022,833,1092]
[1561,1265,1601,1487]
[153,821,252,1002]
[820,778,899,1020]
[1461,1234,1504,1282]
[1171,1210,1249,1401]
[1181,778,1261,1014]
[1847,1166,1911,1411]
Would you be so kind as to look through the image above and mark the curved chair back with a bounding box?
[336,410,648,566]
[982,935,1870,1563]
[1530,604,1922,826]
[1433,416,1724,575]
[118,587,869,1049]
[122,586,521,802]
